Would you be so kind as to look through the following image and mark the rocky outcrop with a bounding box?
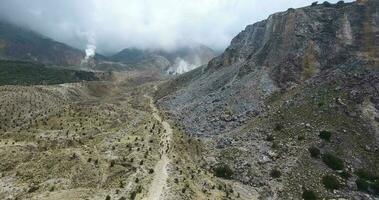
[157,0,379,199]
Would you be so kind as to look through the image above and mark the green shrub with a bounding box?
[213,163,233,179]
[322,153,344,170]
[308,146,320,158]
[302,190,317,200]
[355,169,379,196]
[338,170,351,179]
[270,169,281,178]
[106,195,111,200]
[319,131,331,141]
[322,175,340,190]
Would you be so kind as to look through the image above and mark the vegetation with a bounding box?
[270,169,282,178]
[319,131,331,141]
[302,190,317,200]
[322,175,340,190]
[322,153,344,170]
[355,169,379,196]
[0,60,97,86]
[213,163,233,179]
[308,146,320,158]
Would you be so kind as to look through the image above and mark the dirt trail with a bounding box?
[144,90,172,200]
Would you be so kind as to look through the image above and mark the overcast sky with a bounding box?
[0,0,353,54]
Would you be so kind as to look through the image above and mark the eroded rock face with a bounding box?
[159,0,378,137]
[157,0,379,199]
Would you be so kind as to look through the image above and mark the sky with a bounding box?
[0,0,353,55]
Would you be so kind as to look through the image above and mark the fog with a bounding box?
[0,0,352,55]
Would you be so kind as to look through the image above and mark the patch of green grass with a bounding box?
[322,153,344,170]
[322,175,340,190]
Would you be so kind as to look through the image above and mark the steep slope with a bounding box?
[0,21,87,66]
[110,45,216,74]
[157,0,379,199]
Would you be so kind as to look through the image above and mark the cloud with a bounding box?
[0,0,353,54]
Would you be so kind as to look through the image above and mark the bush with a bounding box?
[106,195,111,200]
[338,170,351,179]
[322,175,340,190]
[322,153,344,170]
[270,169,282,178]
[308,146,321,158]
[302,190,317,200]
[213,163,233,179]
[355,169,379,196]
[319,131,331,141]
[311,2,318,6]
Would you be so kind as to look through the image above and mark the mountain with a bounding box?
[110,45,217,74]
[156,0,379,199]
[0,21,87,66]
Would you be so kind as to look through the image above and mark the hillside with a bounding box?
[0,22,87,66]
[0,60,98,86]
[110,45,216,74]
[156,0,379,199]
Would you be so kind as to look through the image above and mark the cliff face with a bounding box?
[157,1,379,199]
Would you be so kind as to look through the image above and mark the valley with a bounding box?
[0,72,251,200]
[0,0,378,199]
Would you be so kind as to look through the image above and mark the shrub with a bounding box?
[308,146,321,158]
[355,169,379,196]
[322,175,340,190]
[302,190,317,200]
[311,2,318,6]
[213,163,233,179]
[106,195,111,200]
[319,131,331,141]
[274,123,284,131]
[322,153,344,170]
[338,170,351,179]
[270,169,282,178]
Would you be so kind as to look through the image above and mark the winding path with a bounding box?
[144,92,172,200]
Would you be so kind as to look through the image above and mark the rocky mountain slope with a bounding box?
[110,45,216,74]
[156,0,379,199]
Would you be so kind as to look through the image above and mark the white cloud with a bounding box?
[0,0,354,54]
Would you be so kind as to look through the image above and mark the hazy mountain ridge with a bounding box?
[110,45,217,74]
[0,22,87,66]
[156,0,379,199]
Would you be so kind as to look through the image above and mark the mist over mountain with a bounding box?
[111,45,217,74]
[0,0,353,55]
